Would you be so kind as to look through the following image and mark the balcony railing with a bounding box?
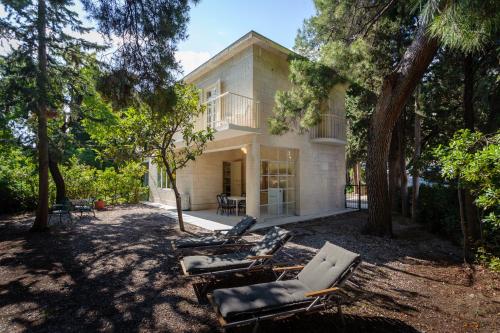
[200,92,260,130]
[309,113,346,142]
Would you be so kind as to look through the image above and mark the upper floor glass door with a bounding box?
[205,85,219,128]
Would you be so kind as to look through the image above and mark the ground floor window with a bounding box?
[156,166,175,189]
[260,146,298,218]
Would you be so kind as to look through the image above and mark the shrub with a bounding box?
[416,184,462,244]
[0,147,38,213]
[62,158,148,204]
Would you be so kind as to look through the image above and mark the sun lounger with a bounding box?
[179,226,292,278]
[172,216,257,252]
[208,241,361,331]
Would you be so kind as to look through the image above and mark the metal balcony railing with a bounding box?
[200,92,260,130]
[309,113,346,141]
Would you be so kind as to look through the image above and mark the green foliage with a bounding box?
[423,0,500,53]
[435,129,500,262]
[93,82,214,175]
[81,0,197,91]
[416,184,462,243]
[435,130,499,212]
[269,57,344,135]
[0,146,38,213]
[476,246,500,272]
[60,158,148,204]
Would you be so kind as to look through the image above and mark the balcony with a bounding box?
[309,113,347,145]
[198,92,260,140]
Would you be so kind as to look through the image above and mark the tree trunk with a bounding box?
[161,155,185,231]
[399,111,409,217]
[388,123,401,212]
[32,0,49,232]
[365,24,439,236]
[462,53,481,244]
[49,155,66,204]
[458,185,472,263]
[411,93,422,224]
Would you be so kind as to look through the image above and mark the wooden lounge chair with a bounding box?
[172,216,257,252]
[179,226,292,278]
[207,241,361,332]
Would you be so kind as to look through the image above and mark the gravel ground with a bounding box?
[0,204,498,333]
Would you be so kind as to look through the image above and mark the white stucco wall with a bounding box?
[251,45,347,215]
[148,38,347,218]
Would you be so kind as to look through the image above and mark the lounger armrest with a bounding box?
[304,287,339,298]
[213,229,231,235]
[247,255,274,260]
[272,265,304,273]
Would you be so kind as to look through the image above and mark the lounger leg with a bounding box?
[337,303,345,327]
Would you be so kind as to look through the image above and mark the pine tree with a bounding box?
[1,0,100,230]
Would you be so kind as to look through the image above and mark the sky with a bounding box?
[176,0,316,74]
[0,0,316,74]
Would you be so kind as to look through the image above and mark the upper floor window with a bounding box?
[204,80,221,128]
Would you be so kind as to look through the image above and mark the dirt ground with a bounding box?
[0,204,498,333]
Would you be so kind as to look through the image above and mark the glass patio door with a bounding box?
[260,147,298,218]
[205,86,219,128]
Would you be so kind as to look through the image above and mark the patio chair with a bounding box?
[179,226,292,278]
[72,198,96,218]
[238,200,246,215]
[48,199,73,224]
[172,215,257,251]
[216,194,224,215]
[221,194,236,216]
[208,241,361,332]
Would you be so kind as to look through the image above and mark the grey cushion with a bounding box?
[182,253,253,274]
[181,227,290,274]
[248,227,291,256]
[225,216,256,238]
[297,241,360,291]
[174,236,226,249]
[213,279,311,319]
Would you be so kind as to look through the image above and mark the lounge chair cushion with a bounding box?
[213,279,311,319]
[174,236,226,249]
[297,241,360,291]
[181,227,290,275]
[248,227,291,256]
[182,253,253,274]
[225,216,256,238]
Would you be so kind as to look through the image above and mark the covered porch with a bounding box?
[183,141,260,218]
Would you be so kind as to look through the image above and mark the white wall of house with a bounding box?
[251,44,347,216]
[148,32,347,220]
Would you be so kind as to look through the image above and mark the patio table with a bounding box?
[227,196,245,216]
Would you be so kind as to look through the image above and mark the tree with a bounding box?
[82,0,197,92]
[87,83,213,231]
[366,0,499,235]
[1,0,100,230]
[271,0,499,236]
[435,130,500,263]
[81,0,201,230]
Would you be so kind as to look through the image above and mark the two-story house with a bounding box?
[148,31,347,221]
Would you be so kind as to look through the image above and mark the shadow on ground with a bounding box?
[1,205,497,332]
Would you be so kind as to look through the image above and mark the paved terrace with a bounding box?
[144,201,354,231]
